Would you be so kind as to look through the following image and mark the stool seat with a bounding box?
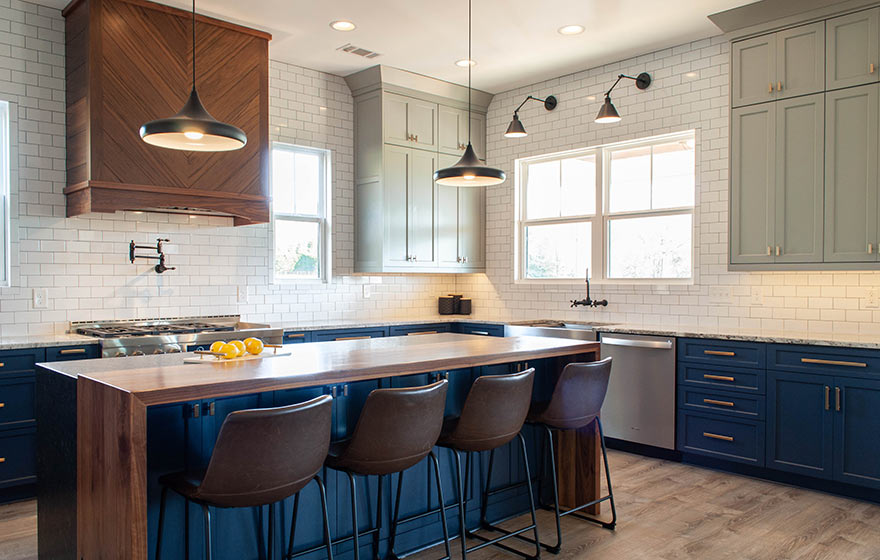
[526,402,597,431]
[325,437,436,476]
[437,416,521,453]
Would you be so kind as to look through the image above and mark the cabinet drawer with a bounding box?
[389,324,452,337]
[768,344,880,376]
[0,378,35,428]
[45,345,100,362]
[0,349,43,376]
[678,411,764,466]
[0,428,36,488]
[679,387,764,420]
[679,363,765,394]
[678,339,765,368]
[456,323,504,337]
[312,328,387,342]
[282,331,312,344]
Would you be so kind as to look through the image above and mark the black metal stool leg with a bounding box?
[373,475,384,560]
[155,486,168,560]
[388,469,404,559]
[287,491,301,559]
[518,433,541,560]
[478,449,495,531]
[597,419,617,530]
[545,426,563,553]
[347,472,360,560]
[269,502,276,560]
[429,451,452,560]
[316,475,334,560]
[452,449,468,560]
[202,504,212,560]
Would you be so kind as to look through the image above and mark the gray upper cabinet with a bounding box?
[776,22,825,100]
[775,94,825,263]
[824,84,879,263]
[382,145,438,268]
[437,155,485,271]
[826,8,880,91]
[438,105,488,160]
[732,34,777,107]
[384,92,438,151]
[731,103,776,264]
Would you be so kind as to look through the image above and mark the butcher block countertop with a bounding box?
[40,333,600,406]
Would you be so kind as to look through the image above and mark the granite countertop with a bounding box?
[272,318,504,331]
[597,324,880,350]
[0,333,101,350]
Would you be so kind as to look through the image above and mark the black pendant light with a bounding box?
[594,72,651,124]
[434,0,505,187]
[139,0,247,152]
[504,95,557,138]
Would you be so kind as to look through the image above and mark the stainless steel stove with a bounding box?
[72,316,283,358]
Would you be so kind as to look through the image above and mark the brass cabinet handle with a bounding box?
[704,350,735,357]
[872,63,876,74]
[836,387,842,412]
[0,363,5,368]
[335,336,371,341]
[703,432,734,442]
[413,134,418,142]
[777,81,782,91]
[776,246,781,256]
[192,403,200,418]
[0,458,5,463]
[208,402,215,416]
[407,331,438,336]
[285,333,305,339]
[825,386,830,410]
[768,82,774,93]
[870,243,874,254]
[0,402,5,408]
[703,374,735,382]
[766,246,772,256]
[60,348,87,355]
[703,398,735,407]
[801,358,867,368]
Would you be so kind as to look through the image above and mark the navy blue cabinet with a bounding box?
[834,376,880,489]
[388,323,452,337]
[454,323,504,337]
[45,344,100,361]
[283,330,312,344]
[312,327,388,342]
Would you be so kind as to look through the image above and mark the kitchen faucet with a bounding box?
[570,268,607,308]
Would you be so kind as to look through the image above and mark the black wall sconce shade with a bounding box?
[594,72,651,124]
[504,95,557,138]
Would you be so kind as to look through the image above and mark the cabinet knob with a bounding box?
[413,134,418,142]
[768,82,774,94]
[872,63,876,74]
[869,243,874,255]
[777,81,782,91]
[463,256,468,263]
[775,245,780,256]
[766,246,771,256]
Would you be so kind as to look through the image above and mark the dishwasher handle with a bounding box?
[601,336,673,350]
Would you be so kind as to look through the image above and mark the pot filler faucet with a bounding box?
[571,268,608,308]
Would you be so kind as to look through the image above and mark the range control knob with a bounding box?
[153,348,165,355]
[167,345,182,354]
[131,350,145,357]
[114,351,126,358]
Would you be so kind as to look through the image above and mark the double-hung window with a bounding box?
[517,131,695,282]
[271,143,331,282]
[0,101,9,287]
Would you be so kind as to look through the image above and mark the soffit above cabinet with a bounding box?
[62,0,271,226]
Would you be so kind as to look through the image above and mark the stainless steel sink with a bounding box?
[504,320,617,341]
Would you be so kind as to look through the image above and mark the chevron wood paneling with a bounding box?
[63,0,271,225]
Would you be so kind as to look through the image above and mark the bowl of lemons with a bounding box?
[201,337,274,360]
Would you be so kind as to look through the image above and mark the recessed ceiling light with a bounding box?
[558,24,585,36]
[455,59,477,67]
[330,20,356,32]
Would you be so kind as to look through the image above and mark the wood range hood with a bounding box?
[63,0,271,226]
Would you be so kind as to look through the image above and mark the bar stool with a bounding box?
[527,358,617,554]
[318,379,451,560]
[436,368,541,560]
[155,395,334,560]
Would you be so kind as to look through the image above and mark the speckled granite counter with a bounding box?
[597,324,880,350]
[271,318,504,331]
[0,333,99,351]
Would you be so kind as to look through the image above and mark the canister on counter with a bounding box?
[459,298,472,315]
[439,296,456,315]
[448,294,463,314]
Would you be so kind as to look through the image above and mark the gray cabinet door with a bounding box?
[826,8,880,91]
[383,145,411,266]
[408,149,438,266]
[438,105,467,156]
[732,34,777,108]
[437,183,461,267]
[457,185,486,269]
[776,22,825,100]
[384,93,411,147]
[775,94,824,263]
[731,103,776,264]
[383,93,438,150]
[824,84,879,262]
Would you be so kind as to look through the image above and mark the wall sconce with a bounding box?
[504,95,558,138]
[595,72,651,124]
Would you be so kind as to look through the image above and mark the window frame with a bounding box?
[515,130,695,285]
[270,142,332,284]
[0,100,9,288]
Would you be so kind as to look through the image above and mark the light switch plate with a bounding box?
[750,286,764,306]
[363,284,371,299]
[33,288,48,309]
[866,287,879,309]
[236,286,248,304]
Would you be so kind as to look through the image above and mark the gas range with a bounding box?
[72,316,283,358]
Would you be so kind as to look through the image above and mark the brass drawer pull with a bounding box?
[836,387,842,412]
[872,63,876,74]
[285,333,305,339]
[0,363,5,368]
[801,358,866,368]
[0,457,5,463]
[0,402,4,408]
[768,82,773,93]
[703,374,735,382]
[703,398,735,407]
[704,350,735,357]
[59,348,87,355]
[335,336,371,341]
[825,385,830,410]
[703,432,734,442]
[407,331,438,336]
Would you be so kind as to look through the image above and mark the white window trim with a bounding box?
[270,142,332,284]
[515,130,696,286]
[0,101,10,288]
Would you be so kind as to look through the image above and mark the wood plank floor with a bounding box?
[2,450,879,560]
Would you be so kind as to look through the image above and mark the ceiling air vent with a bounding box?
[337,43,381,59]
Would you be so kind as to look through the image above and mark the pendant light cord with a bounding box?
[467,0,471,143]
[191,0,196,90]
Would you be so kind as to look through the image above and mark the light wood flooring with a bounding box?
[2,450,879,560]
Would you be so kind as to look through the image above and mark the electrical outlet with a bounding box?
[866,287,880,309]
[32,288,48,309]
[708,286,731,305]
[363,284,371,299]
[750,286,764,306]
[236,286,248,304]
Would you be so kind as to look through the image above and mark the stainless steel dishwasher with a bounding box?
[599,332,676,450]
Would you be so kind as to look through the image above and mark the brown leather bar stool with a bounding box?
[526,358,617,554]
[436,368,541,560]
[155,395,334,560]
[318,380,451,560]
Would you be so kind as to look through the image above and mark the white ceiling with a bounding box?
[44,0,759,93]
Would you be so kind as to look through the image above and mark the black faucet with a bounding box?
[570,270,607,308]
[154,253,176,274]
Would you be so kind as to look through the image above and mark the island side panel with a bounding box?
[77,377,149,560]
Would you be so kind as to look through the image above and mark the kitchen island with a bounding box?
[36,333,600,560]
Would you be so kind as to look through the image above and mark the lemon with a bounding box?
[219,343,239,360]
[209,341,226,354]
[229,340,246,357]
[244,337,264,355]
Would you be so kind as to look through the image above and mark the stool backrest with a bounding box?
[197,395,333,507]
[542,358,612,429]
[447,368,535,452]
[342,379,449,475]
